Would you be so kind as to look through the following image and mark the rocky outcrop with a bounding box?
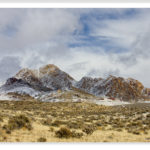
[77,75,149,101]
[75,77,102,93]
[38,64,74,90]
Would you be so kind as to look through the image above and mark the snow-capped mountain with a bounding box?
[0,64,150,102]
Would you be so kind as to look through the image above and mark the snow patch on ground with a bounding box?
[93,98,130,106]
[142,101,150,103]
[0,94,16,100]
[41,98,64,102]
[0,86,40,97]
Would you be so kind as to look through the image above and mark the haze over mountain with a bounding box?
[0,64,150,102]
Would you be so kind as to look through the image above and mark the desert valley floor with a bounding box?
[0,99,150,142]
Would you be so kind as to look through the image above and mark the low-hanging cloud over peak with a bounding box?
[0,8,150,87]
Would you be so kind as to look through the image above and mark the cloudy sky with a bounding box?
[0,8,150,87]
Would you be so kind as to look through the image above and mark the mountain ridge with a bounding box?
[0,64,150,102]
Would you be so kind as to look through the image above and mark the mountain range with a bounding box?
[0,64,150,102]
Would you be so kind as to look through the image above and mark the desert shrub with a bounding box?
[95,122,102,126]
[55,127,72,138]
[42,118,52,126]
[0,116,3,122]
[82,125,96,135]
[5,129,11,134]
[49,127,54,132]
[37,137,47,142]
[55,127,84,139]
[51,113,57,117]
[132,130,140,135]
[51,120,66,127]
[71,131,83,138]
[3,114,32,131]
[67,121,83,129]
[116,128,122,132]
[146,114,150,118]
[40,113,47,118]
[16,138,20,142]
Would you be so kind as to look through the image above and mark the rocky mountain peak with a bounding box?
[15,68,38,82]
[76,76,103,93]
[13,64,75,91]
[0,64,150,102]
[126,78,144,91]
[39,64,59,77]
[77,75,149,101]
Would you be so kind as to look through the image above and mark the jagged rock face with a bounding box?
[143,88,150,99]
[126,78,144,94]
[15,64,74,91]
[2,77,31,90]
[77,76,147,101]
[38,64,74,90]
[15,68,39,84]
[0,77,40,97]
[5,78,30,86]
[95,76,144,101]
[15,68,51,91]
[76,77,103,93]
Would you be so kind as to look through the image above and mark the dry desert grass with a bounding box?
[0,100,150,142]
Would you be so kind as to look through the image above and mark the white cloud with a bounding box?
[0,9,150,88]
[0,9,81,52]
[0,56,21,81]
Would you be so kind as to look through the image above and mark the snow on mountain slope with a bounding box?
[0,82,4,87]
[15,64,75,91]
[38,64,74,90]
[75,77,102,94]
[0,64,76,101]
[0,77,41,98]
[15,68,51,92]
[76,75,149,101]
[0,64,150,103]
